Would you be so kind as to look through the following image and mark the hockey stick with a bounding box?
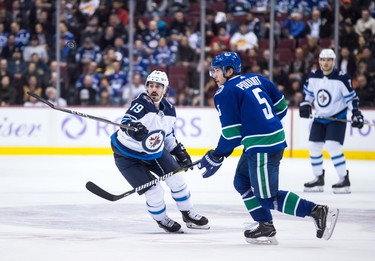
[27,92,137,131]
[86,160,200,201]
[310,114,375,127]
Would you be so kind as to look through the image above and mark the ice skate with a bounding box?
[156,216,184,233]
[304,170,325,192]
[181,209,210,229]
[244,221,278,245]
[332,171,351,194]
[311,205,339,240]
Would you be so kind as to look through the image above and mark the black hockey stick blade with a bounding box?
[27,92,137,131]
[86,160,200,202]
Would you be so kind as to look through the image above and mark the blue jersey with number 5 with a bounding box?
[213,74,288,157]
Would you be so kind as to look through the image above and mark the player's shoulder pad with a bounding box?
[161,98,176,117]
[137,93,155,107]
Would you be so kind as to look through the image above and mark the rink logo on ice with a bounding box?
[61,116,87,139]
[142,130,165,152]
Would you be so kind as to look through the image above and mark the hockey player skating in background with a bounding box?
[111,70,209,233]
[197,52,338,245]
[299,49,364,194]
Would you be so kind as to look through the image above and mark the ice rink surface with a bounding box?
[0,155,374,261]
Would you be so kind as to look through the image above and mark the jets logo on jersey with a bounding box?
[317,89,331,108]
[143,130,165,152]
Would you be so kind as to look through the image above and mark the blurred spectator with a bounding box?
[338,46,357,76]
[245,12,263,38]
[146,0,168,17]
[288,47,307,84]
[33,23,51,46]
[75,74,97,105]
[209,25,231,51]
[23,35,49,63]
[100,25,116,50]
[108,12,127,39]
[0,58,10,78]
[8,47,26,76]
[169,10,190,36]
[230,22,258,52]
[75,37,102,73]
[282,11,306,39]
[80,16,102,45]
[301,36,321,72]
[151,37,175,67]
[112,0,129,27]
[98,88,113,106]
[76,61,102,93]
[23,75,42,103]
[220,13,240,37]
[106,60,127,105]
[354,74,375,107]
[45,86,67,106]
[0,22,8,49]
[122,72,146,105]
[143,20,162,54]
[340,0,361,25]
[195,8,218,46]
[175,35,197,69]
[358,47,375,78]
[10,21,30,49]
[228,0,251,16]
[354,8,375,36]
[167,0,189,15]
[304,8,332,39]
[0,75,16,106]
[152,14,168,37]
[339,19,359,51]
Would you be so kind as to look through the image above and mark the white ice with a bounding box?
[0,156,374,261]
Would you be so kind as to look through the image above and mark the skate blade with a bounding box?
[323,208,339,240]
[246,236,279,245]
[304,186,324,192]
[185,222,210,230]
[332,187,351,194]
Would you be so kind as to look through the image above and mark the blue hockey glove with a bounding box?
[299,101,312,118]
[351,110,364,129]
[122,122,148,141]
[171,142,193,170]
[198,150,224,178]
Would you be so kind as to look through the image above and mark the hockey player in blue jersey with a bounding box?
[111,70,209,233]
[197,51,338,244]
[299,49,364,194]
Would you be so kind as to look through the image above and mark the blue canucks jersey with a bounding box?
[213,74,288,157]
[111,93,179,160]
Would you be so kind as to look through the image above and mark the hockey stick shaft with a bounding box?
[310,114,375,127]
[86,160,201,202]
[27,91,137,131]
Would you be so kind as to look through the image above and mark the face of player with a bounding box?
[147,81,164,103]
[319,58,334,75]
[209,67,227,86]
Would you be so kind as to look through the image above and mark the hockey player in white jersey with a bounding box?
[110,70,209,233]
[299,49,364,193]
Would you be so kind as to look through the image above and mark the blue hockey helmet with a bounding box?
[210,52,242,76]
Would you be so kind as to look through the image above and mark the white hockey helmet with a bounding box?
[145,70,169,94]
[319,49,336,60]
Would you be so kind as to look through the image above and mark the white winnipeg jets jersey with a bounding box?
[303,68,359,117]
[111,93,178,160]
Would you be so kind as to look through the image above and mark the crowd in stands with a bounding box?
[0,0,375,108]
